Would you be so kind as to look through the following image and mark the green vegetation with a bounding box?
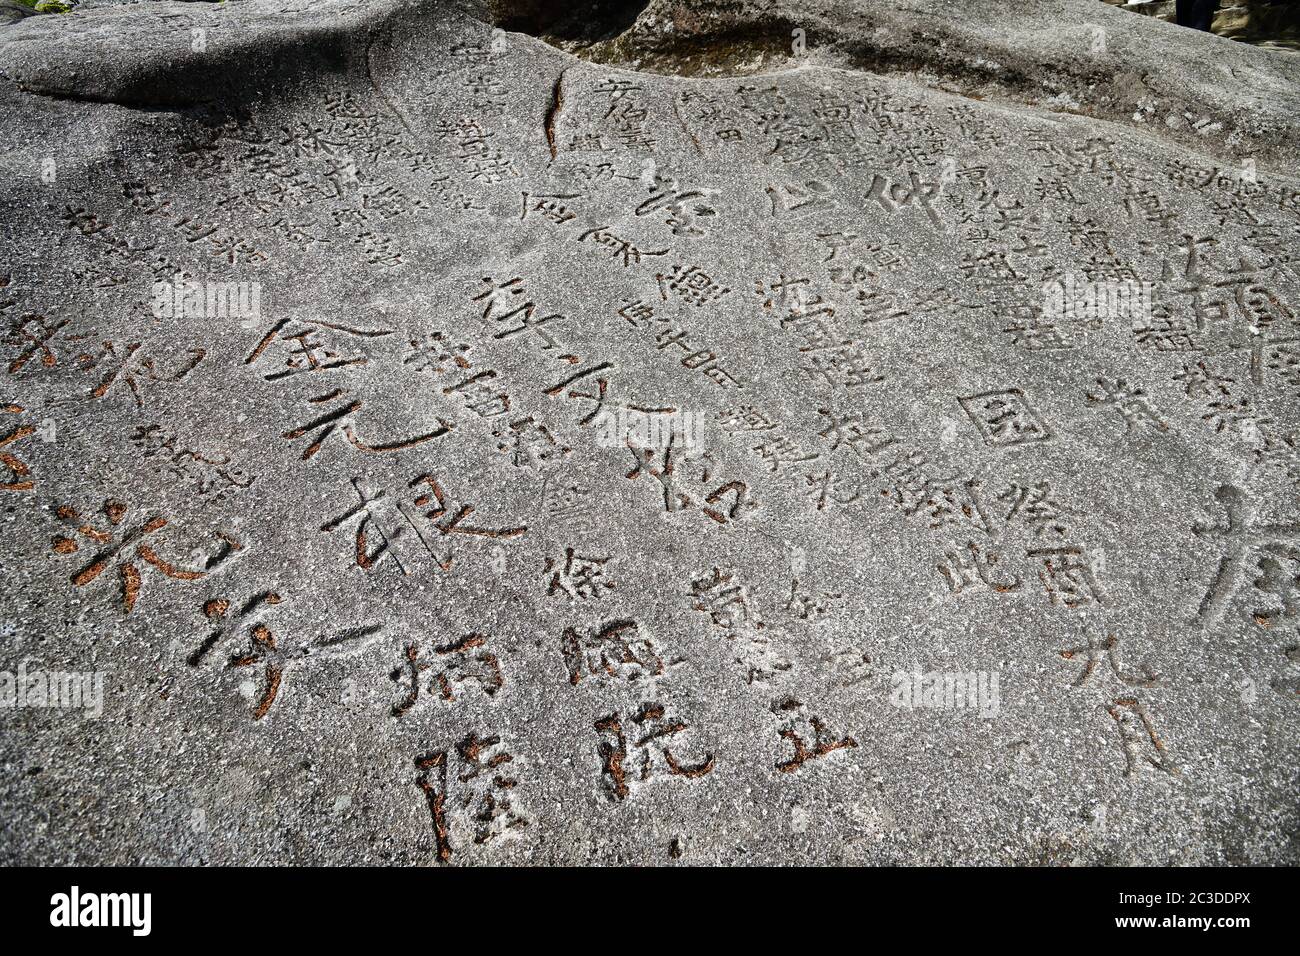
[14,0,76,12]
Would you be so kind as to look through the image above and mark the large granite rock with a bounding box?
[0,1,38,26]
[0,0,1297,865]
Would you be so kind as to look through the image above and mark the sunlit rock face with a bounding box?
[0,0,1297,865]
[1105,0,1300,51]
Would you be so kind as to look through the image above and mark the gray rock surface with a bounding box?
[0,0,1297,865]
[0,1,38,26]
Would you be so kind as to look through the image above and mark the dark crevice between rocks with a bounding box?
[487,0,1284,167]
[543,66,567,159]
[489,1,1039,87]
[490,0,810,77]
[494,0,650,45]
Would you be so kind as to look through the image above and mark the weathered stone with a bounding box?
[0,0,1297,865]
[0,1,39,26]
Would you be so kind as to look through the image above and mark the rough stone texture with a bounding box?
[0,1,37,26]
[0,0,1297,865]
